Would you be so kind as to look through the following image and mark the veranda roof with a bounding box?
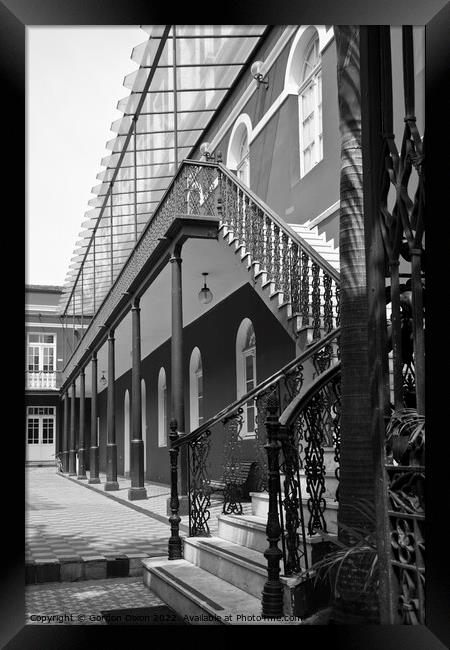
[59,25,267,318]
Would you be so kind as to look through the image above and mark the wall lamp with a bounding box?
[100,370,107,387]
[200,142,216,160]
[251,60,269,88]
[198,273,213,305]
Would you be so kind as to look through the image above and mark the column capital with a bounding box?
[131,295,140,310]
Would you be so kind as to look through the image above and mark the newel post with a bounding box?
[261,391,284,618]
[168,418,183,560]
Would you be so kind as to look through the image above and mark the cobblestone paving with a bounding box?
[25,577,163,625]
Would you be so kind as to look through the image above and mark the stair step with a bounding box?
[217,513,336,570]
[183,536,304,615]
[142,556,302,624]
[250,491,338,534]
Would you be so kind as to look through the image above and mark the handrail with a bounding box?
[279,361,341,427]
[61,159,219,385]
[217,163,341,284]
[173,327,340,449]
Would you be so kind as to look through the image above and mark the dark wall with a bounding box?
[197,30,340,228]
[97,283,296,485]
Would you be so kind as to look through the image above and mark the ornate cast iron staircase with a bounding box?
[126,159,343,622]
[142,333,341,623]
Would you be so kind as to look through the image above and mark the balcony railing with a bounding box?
[26,371,58,390]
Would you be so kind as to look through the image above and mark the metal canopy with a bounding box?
[59,25,267,318]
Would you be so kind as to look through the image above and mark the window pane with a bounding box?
[44,335,54,343]
[27,419,39,444]
[245,354,254,381]
[29,334,39,343]
[247,403,254,432]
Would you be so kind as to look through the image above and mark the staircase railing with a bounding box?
[171,329,340,564]
[216,164,340,337]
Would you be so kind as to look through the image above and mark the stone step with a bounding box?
[184,536,308,615]
[217,513,335,570]
[250,491,338,534]
[142,556,302,625]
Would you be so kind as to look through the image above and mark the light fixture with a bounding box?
[251,60,269,87]
[198,273,213,305]
[200,142,215,160]
[100,370,107,387]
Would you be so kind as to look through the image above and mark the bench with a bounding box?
[209,461,259,501]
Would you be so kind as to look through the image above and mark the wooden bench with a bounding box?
[209,461,259,501]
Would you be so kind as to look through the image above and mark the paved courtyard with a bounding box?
[26,577,165,625]
[25,467,179,563]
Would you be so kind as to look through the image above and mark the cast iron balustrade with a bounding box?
[62,157,341,389]
[173,329,341,572]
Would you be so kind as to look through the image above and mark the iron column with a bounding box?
[68,381,77,475]
[128,296,147,500]
[77,367,87,479]
[105,328,119,491]
[89,351,100,483]
[62,391,69,472]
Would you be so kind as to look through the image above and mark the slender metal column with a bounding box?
[168,419,182,559]
[89,351,101,483]
[77,367,87,479]
[261,392,284,618]
[105,328,119,491]
[170,244,188,493]
[62,391,69,472]
[128,296,147,500]
[68,381,77,475]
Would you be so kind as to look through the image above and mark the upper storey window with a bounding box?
[27,333,56,372]
[298,35,323,177]
[227,114,252,187]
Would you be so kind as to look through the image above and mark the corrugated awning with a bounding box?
[59,25,267,318]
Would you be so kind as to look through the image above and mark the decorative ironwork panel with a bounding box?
[279,427,308,575]
[300,251,310,327]
[222,408,245,515]
[311,261,321,340]
[387,465,425,624]
[188,430,212,537]
[254,388,272,492]
[290,243,300,314]
[272,224,281,292]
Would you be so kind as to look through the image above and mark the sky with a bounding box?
[26,26,143,287]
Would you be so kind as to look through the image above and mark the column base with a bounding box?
[88,477,101,484]
[104,481,120,491]
[128,487,148,501]
[68,472,77,477]
[166,495,189,516]
[77,475,88,481]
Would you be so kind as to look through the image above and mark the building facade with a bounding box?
[43,25,425,623]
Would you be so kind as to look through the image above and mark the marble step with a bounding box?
[250,491,338,534]
[217,513,335,569]
[183,536,302,615]
[142,556,302,625]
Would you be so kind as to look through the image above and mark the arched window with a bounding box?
[298,34,323,176]
[158,368,168,447]
[189,348,204,431]
[124,389,130,475]
[236,319,257,438]
[226,114,252,187]
[141,378,147,472]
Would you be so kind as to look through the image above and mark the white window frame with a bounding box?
[27,332,57,373]
[236,319,257,439]
[189,348,204,431]
[158,368,168,447]
[26,406,56,445]
[298,39,323,178]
